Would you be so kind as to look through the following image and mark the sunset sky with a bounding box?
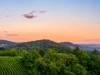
[0,0,100,44]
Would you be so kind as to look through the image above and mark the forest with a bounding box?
[0,43,100,75]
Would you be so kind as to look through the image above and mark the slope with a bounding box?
[0,57,28,75]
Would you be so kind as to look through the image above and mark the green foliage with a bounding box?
[0,45,100,75]
[73,46,83,56]
[21,47,100,75]
[0,48,18,56]
[87,50,100,75]
[21,49,82,75]
[91,49,100,55]
[71,64,87,75]
[64,70,76,75]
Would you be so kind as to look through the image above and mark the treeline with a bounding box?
[0,46,100,75]
[0,48,19,56]
[0,48,29,56]
[21,47,100,75]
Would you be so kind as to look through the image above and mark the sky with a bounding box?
[0,0,100,44]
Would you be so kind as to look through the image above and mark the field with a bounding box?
[0,57,28,75]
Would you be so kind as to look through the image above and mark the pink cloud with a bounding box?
[23,14,37,19]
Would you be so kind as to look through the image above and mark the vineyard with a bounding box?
[0,57,28,75]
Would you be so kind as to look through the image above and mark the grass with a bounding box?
[0,56,28,75]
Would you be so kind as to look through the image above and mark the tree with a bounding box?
[74,46,83,56]
[92,49,99,55]
[71,64,87,75]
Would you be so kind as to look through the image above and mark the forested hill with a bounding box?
[0,39,100,51]
[13,39,72,53]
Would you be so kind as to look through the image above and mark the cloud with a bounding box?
[2,31,19,37]
[4,31,8,33]
[30,10,47,14]
[6,34,19,36]
[23,10,47,19]
[23,14,37,19]
[30,10,37,14]
[39,10,47,13]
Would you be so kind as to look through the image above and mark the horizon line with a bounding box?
[0,39,100,44]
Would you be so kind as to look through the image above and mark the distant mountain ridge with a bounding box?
[0,39,100,51]
[0,40,16,45]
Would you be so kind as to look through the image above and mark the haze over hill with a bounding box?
[60,42,100,51]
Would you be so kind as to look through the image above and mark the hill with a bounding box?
[0,40,16,47]
[13,39,72,53]
[0,39,100,51]
[0,56,28,75]
[60,42,78,48]
[60,42,100,51]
